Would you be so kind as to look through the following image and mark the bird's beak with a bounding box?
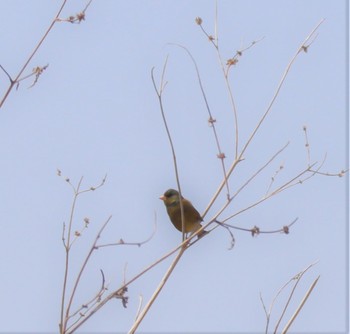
[159,195,165,201]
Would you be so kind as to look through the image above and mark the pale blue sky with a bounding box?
[0,1,348,333]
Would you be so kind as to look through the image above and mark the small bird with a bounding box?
[159,189,208,238]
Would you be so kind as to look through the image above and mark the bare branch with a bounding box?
[66,234,193,332]
[169,43,231,196]
[128,247,186,333]
[281,275,320,334]
[260,261,319,334]
[0,64,14,83]
[240,19,325,159]
[96,218,157,248]
[215,217,298,236]
[202,19,326,219]
[151,62,186,240]
[66,270,107,329]
[134,295,144,323]
[1,0,94,109]
[1,0,68,109]
[273,263,319,333]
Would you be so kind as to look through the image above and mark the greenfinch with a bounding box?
[159,189,207,238]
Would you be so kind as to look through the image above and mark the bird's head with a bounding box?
[159,189,182,207]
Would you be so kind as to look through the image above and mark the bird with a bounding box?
[159,189,208,238]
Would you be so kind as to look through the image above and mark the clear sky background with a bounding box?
[0,1,348,333]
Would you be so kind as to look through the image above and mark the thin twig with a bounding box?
[169,43,230,196]
[128,247,186,334]
[273,262,319,333]
[97,219,157,248]
[196,13,263,159]
[202,19,325,218]
[151,62,186,241]
[302,125,311,165]
[216,217,298,236]
[206,142,289,223]
[1,0,68,109]
[66,270,107,325]
[235,142,289,199]
[259,261,318,334]
[63,216,112,331]
[134,295,144,322]
[265,163,285,197]
[309,169,348,177]
[66,234,195,333]
[221,163,318,224]
[281,276,320,334]
[241,19,325,159]
[60,176,84,333]
[0,64,14,83]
